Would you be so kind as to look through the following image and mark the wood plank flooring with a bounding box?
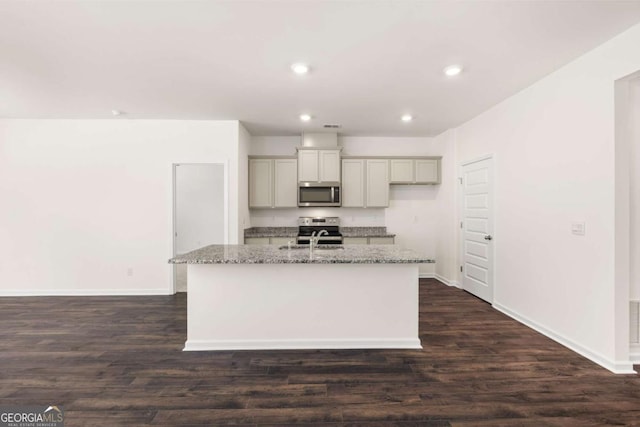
[0,279,638,426]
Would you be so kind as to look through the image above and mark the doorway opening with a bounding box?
[172,162,228,293]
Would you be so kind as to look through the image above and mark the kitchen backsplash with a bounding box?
[250,207,386,227]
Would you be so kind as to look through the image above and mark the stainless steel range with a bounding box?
[297,217,343,245]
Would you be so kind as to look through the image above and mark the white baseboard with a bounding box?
[494,302,637,375]
[400,273,461,289]
[184,338,423,351]
[434,274,461,288]
[0,288,173,296]
[631,343,640,363]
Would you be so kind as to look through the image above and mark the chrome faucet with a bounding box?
[309,230,329,256]
[317,229,329,243]
[309,231,317,256]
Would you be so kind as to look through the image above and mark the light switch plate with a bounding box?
[571,221,586,236]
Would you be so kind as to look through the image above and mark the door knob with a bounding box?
[484,235,493,241]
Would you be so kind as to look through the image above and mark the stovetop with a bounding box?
[297,216,343,243]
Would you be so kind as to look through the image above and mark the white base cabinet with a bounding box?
[344,236,395,245]
[369,237,395,244]
[184,263,421,351]
[245,237,295,245]
[244,237,269,245]
[343,237,368,245]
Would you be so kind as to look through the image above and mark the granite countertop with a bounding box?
[243,226,395,238]
[169,244,434,264]
[244,227,298,238]
[340,227,395,238]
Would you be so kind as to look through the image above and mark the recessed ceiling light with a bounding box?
[300,114,312,122]
[111,110,123,116]
[401,114,413,122]
[291,63,310,75]
[443,65,463,76]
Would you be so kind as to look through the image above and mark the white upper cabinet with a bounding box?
[273,159,298,207]
[297,150,319,182]
[390,158,441,184]
[297,149,341,183]
[249,157,297,208]
[389,159,414,183]
[341,159,365,207]
[415,159,439,183]
[319,150,341,182]
[342,158,389,208]
[249,159,273,208]
[366,159,389,207]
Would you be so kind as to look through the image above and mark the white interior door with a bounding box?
[174,163,226,292]
[461,157,494,303]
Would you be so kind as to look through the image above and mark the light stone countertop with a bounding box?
[243,226,395,238]
[243,227,298,238]
[169,244,433,264]
[340,227,395,238]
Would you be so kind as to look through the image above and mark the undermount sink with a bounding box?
[278,245,344,251]
[278,244,306,250]
[313,246,345,252]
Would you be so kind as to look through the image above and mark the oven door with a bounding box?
[297,235,343,245]
[298,183,341,207]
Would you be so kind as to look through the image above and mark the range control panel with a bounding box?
[298,217,340,226]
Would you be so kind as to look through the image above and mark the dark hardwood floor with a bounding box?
[1,279,638,426]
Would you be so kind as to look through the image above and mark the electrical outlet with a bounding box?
[571,222,586,236]
[127,268,134,277]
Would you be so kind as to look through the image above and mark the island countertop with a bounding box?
[243,226,396,239]
[169,244,434,264]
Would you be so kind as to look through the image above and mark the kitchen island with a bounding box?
[169,244,433,351]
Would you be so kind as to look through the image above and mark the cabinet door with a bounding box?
[270,237,295,246]
[366,159,389,207]
[298,150,318,182]
[390,159,414,183]
[249,159,273,208]
[341,159,365,207]
[343,237,368,245]
[415,159,439,184]
[245,237,270,245]
[369,237,394,245]
[319,150,341,183]
[273,159,298,207]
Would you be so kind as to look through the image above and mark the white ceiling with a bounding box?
[2,1,640,137]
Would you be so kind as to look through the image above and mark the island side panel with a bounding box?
[184,263,421,350]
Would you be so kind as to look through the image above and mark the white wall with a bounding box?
[454,22,640,373]
[249,136,456,280]
[432,129,458,285]
[0,119,241,295]
[237,122,251,243]
[631,79,640,301]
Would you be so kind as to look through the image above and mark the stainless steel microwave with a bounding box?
[298,182,341,207]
